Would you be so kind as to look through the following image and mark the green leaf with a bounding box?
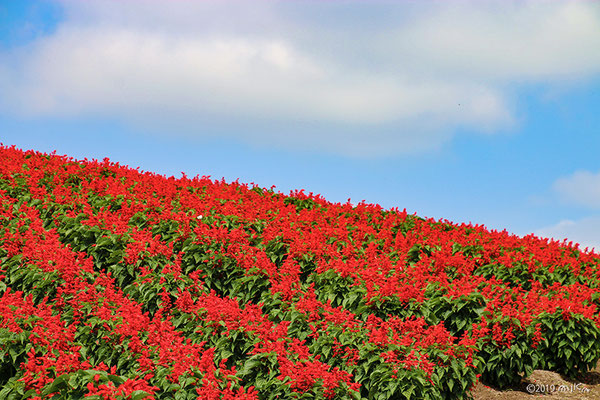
[401,384,414,399]
[41,374,68,395]
[130,390,152,400]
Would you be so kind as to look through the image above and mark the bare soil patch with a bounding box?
[472,362,600,400]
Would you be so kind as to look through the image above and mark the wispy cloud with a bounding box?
[553,170,600,208]
[535,216,600,252]
[539,169,600,251]
[1,0,599,156]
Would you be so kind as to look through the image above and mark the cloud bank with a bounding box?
[1,0,599,156]
[535,216,600,252]
[553,170,600,209]
[534,170,600,252]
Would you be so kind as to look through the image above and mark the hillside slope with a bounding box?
[1,145,600,399]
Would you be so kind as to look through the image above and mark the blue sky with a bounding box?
[1,0,600,250]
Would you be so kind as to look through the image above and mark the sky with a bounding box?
[1,0,600,251]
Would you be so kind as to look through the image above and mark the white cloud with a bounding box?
[535,170,600,253]
[383,1,600,82]
[553,170,600,208]
[535,216,600,253]
[1,0,599,156]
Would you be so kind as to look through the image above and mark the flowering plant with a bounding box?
[1,145,599,399]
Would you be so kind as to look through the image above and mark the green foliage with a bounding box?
[476,315,540,389]
[537,312,600,377]
[425,292,486,338]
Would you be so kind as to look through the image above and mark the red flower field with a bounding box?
[1,145,599,399]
